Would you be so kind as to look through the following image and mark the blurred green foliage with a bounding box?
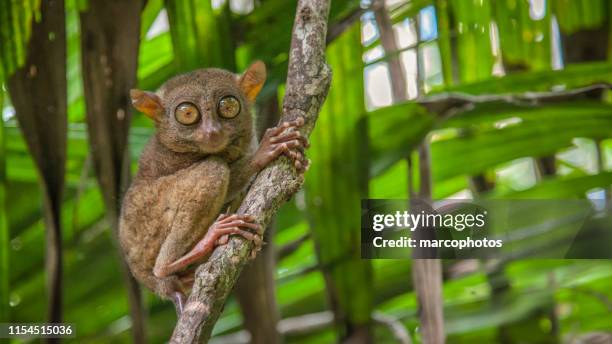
[1,0,611,343]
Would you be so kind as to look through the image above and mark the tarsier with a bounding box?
[119,61,309,313]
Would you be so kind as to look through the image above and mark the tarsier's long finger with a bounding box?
[303,158,311,172]
[249,247,260,260]
[218,213,255,224]
[216,227,262,246]
[283,147,309,173]
[285,117,305,128]
[216,220,263,235]
[264,117,305,138]
[263,125,285,139]
[284,149,299,161]
[249,238,265,260]
[271,140,302,156]
[216,213,230,221]
[293,158,310,174]
[270,130,309,148]
[277,117,304,130]
[216,234,229,245]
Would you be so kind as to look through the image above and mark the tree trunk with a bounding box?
[235,225,281,344]
[170,0,332,342]
[375,3,446,342]
[234,96,282,344]
[411,260,445,344]
[374,0,407,103]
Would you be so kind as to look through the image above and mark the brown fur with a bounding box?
[119,65,264,299]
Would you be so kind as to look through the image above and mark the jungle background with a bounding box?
[1,0,611,343]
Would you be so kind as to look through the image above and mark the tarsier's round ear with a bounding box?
[238,60,266,102]
[130,89,163,122]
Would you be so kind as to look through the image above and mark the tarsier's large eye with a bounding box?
[218,96,241,119]
[175,102,200,125]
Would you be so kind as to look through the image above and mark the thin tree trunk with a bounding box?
[374,0,407,103]
[595,139,611,202]
[411,259,445,344]
[560,20,609,192]
[561,25,608,63]
[375,3,445,342]
[79,1,146,342]
[235,226,281,344]
[412,138,445,344]
[7,0,67,335]
[415,12,445,344]
[170,1,332,342]
[234,96,282,344]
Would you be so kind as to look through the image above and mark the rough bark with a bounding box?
[234,96,282,344]
[7,0,67,331]
[79,1,147,342]
[170,1,332,342]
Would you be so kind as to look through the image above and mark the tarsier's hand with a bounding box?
[253,117,310,173]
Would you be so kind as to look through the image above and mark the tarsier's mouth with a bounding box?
[198,139,229,154]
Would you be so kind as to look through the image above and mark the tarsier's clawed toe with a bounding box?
[172,291,186,315]
[285,148,310,173]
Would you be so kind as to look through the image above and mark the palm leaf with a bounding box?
[79,0,146,341]
[165,0,234,71]
[6,0,67,323]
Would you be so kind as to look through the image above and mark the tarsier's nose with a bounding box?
[201,118,223,143]
[203,125,222,142]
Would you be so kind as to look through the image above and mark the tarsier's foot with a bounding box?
[172,290,186,315]
[214,214,264,260]
[255,117,310,173]
[210,214,264,259]
[162,213,263,276]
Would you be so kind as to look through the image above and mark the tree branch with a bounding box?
[327,2,381,44]
[276,233,311,260]
[234,92,283,344]
[169,1,332,342]
[418,83,612,118]
[372,312,413,344]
